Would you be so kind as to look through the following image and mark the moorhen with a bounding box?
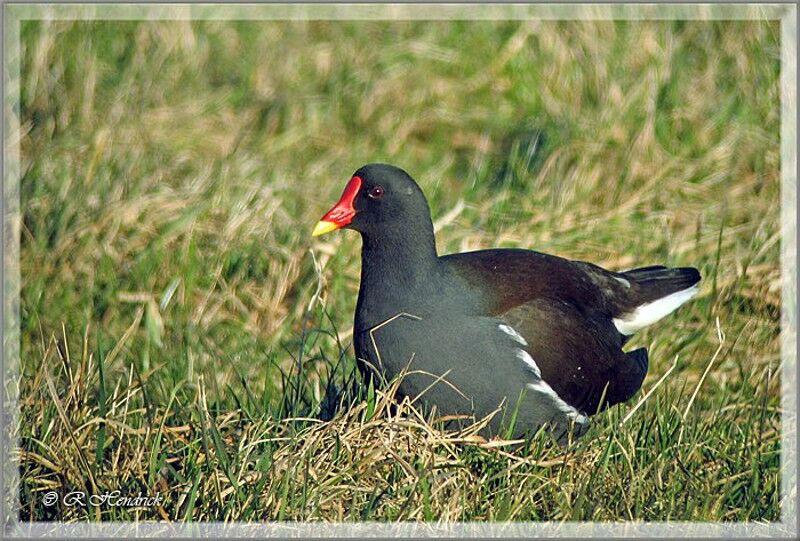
[313,163,701,441]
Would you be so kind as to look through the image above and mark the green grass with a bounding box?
[14,19,782,522]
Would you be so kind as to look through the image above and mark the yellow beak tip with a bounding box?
[312,220,339,237]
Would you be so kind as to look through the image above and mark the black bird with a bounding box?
[313,163,701,441]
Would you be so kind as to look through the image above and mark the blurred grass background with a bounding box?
[15,19,782,522]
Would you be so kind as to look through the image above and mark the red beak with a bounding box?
[312,176,362,236]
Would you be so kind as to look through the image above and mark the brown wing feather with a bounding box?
[443,249,635,317]
[500,299,646,414]
[443,249,700,320]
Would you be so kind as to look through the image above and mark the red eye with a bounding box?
[368,186,384,199]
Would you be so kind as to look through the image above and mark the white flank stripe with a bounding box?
[527,381,589,425]
[516,349,541,377]
[613,285,700,336]
[614,276,631,288]
[516,349,588,425]
[499,324,527,346]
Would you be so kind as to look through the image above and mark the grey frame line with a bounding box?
[2,2,796,538]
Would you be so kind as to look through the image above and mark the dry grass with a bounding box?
[16,326,780,522]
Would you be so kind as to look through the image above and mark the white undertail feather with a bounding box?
[613,285,700,336]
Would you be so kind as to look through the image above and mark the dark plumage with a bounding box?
[313,163,701,442]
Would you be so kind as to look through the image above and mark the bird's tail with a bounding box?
[613,266,701,336]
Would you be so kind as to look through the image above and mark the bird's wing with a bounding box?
[498,297,648,415]
[443,248,700,335]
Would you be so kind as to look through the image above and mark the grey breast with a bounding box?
[357,310,589,441]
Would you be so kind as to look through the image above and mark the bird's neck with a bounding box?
[360,225,438,286]
[356,224,440,326]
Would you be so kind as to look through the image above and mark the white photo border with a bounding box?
[3,3,796,538]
